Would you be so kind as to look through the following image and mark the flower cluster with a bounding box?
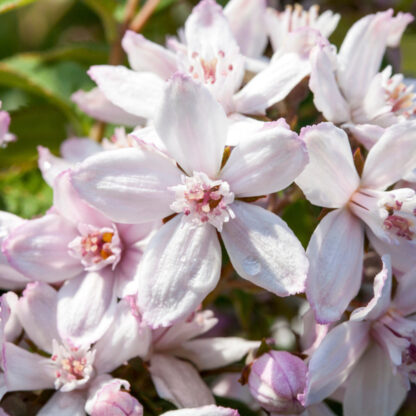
[1,0,416,415]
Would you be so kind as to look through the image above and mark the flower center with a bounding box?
[102,127,138,149]
[384,74,416,119]
[350,188,416,244]
[188,50,234,85]
[51,340,95,392]
[272,4,320,33]
[169,172,235,231]
[68,223,122,271]
[376,312,416,384]
[402,342,416,383]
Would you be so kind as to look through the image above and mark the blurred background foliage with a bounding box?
[0,0,416,414]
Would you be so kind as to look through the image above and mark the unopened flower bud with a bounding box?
[248,351,307,415]
[88,379,143,416]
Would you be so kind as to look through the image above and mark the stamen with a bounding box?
[169,172,235,231]
[68,224,122,271]
[51,340,95,392]
[350,188,416,244]
[384,73,416,119]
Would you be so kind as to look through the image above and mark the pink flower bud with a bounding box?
[248,351,307,415]
[89,379,143,416]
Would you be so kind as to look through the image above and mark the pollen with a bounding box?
[169,172,235,231]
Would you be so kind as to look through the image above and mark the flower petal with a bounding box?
[387,12,414,46]
[149,354,215,408]
[71,88,142,126]
[3,214,81,282]
[38,391,86,416]
[94,297,152,373]
[57,269,116,348]
[350,255,392,322]
[122,31,177,79]
[302,321,370,406]
[17,282,59,354]
[88,65,164,119]
[2,342,55,391]
[367,228,416,275]
[113,244,147,298]
[306,403,337,416]
[71,147,181,224]
[337,10,401,105]
[154,310,218,351]
[224,0,267,59]
[86,376,142,416]
[53,170,110,227]
[0,211,28,290]
[309,43,350,123]
[137,216,221,328]
[184,0,245,107]
[0,292,21,344]
[221,123,308,196]
[221,201,308,296]
[37,146,72,187]
[60,137,103,163]
[162,406,239,416]
[361,120,416,190]
[233,53,310,115]
[175,337,260,370]
[393,266,416,315]
[306,208,364,324]
[155,73,228,178]
[295,123,360,208]
[343,343,407,416]
[345,123,384,150]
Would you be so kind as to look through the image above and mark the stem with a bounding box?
[129,0,161,33]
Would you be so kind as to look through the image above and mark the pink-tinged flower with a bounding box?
[88,0,310,119]
[70,73,309,328]
[303,255,416,416]
[0,103,16,148]
[1,283,150,414]
[295,121,416,323]
[161,406,239,416]
[248,350,336,416]
[0,212,30,290]
[141,308,259,408]
[222,1,339,74]
[4,170,156,345]
[309,9,414,127]
[71,88,144,127]
[85,377,143,416]
[265,4,339,62]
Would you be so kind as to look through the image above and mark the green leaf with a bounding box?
[0,0,38,14]
[0,55,92,134]
[402,34,416,77]
[82,0,118,42]
[30,43,109,65]
[0,104,68,167]
[155,0,179,12]
[0,168,53,218]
